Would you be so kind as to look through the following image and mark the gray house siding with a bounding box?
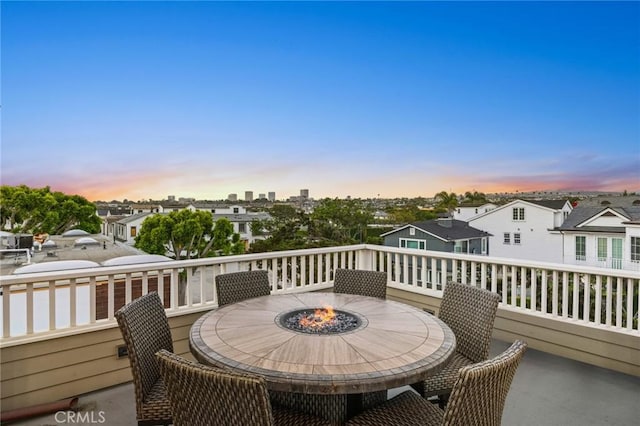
[383,228,451,252]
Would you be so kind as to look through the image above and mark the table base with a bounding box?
[270,390,388,423]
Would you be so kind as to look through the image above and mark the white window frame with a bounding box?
[631,236,640,262]
[481,237,487,254]
[399,238,426,250]
[597,237,607,262]
[512,207,525,221]
[575,235,586,261]
[514,233,521,245]
[503,233,511,244]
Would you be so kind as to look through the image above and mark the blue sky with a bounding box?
[2,1,639,201]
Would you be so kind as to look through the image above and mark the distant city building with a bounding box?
[167,195,175,202]
[300,189,309,199]
[228,193,238,202]
[268,191,276,202]
[245,191,254,202]
[258,193,266,200]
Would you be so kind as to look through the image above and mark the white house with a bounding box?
[453,203,498,221]
[468,199,572,263]
[114,213,153,244]
[558,197,640,271]
[187,203,247,215]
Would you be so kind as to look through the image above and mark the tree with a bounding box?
[462,191,488,204]
[0,185,101,234]
[434,191,459,217]
[249,204,310,252]
[135,210,244,304]
[309,198,374,245]
[134,210,244,259]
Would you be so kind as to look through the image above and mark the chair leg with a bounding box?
[438,393,450,410]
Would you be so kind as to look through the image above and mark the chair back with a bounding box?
[439,281,500,362]
[156,349,274,426]
[115,292,173,415]
[443,340,527,426]
[333,268,387,299]
[215,270,271,306]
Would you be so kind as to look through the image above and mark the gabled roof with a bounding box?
[381,219,490,242]
[457,202,496,208]
[526,199,571,210]
[576,196,640,208]
[468,199,570,222]
[559,206,640,232]
[117,212,154,224]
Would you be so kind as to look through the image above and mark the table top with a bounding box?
[190,292,456,394]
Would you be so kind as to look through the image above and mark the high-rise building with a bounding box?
[167,195,175,202]
[245,191,254,202]
[258,193,266,200]
[268,191,276,202]
[300,189,309,199]
[228,193,238,202]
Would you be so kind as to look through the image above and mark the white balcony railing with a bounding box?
[1,244,638,344]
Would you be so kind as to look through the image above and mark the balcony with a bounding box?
[1,244,639,423]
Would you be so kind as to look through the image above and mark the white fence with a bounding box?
[1,244,638,343]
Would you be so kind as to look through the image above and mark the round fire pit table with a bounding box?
[190,292,456,422]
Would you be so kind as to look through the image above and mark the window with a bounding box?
[409,227,415,236]
[238,223,246,233]
[631,237,640,262]
[612,238,623,269]
[130,226,137,237]
[514,233,521,245]
[211,209,216,213]
[454,240,469,253]
[233,207,239,213]
[503,233,510,244]
[575,236,586,261]
[597,237,607,262]
[481,237,487,254]
[400,238,425,250]
[512,207,525,221]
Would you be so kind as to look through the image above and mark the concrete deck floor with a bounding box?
[8,339,640,426]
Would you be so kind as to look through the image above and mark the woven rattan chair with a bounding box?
[411,281,501,406]
[155,349,334,426]
[333,268,387,299]
[215,269,271,306]
[115,292,173,425]
[347,340,527,426]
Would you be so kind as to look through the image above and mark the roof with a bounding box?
[101,254,171,266]
[13,260,101,274]
[576,196,640,208]
[525,199,570,210]
[559,206,640,231]
[213,212,271,221]
[468,198,570,222]
[117,212,154,224]
[381,219,491,241]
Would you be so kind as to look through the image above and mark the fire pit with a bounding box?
[277,306,365,335]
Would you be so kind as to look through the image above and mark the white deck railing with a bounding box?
[1,244,638,344]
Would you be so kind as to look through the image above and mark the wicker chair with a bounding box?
[115,292,173,425]
[215,269,271,306]
[333,268,387,299]
[155,349,334,426]
[347,340,527,426]
[411,281,501,406]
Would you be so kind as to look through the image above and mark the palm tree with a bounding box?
[434,191,459,217]
[463,191,488,204]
